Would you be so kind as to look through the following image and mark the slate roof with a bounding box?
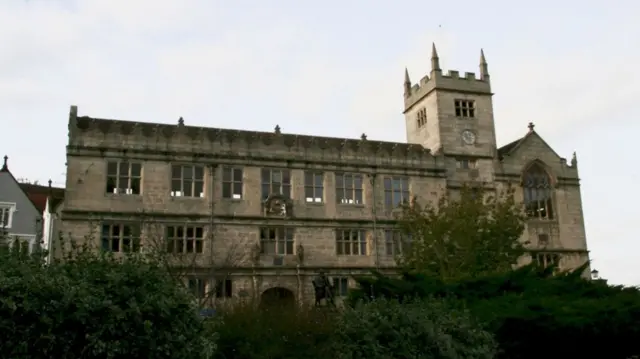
[497,137,523,160]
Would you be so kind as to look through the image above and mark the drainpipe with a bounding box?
[208,164,218,307]
[46,212,54,265]
[369,172,379,269]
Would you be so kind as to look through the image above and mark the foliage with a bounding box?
[396,185,527,281]
[209,299,496,359]
[209,303,335,359]
[0,243,216,359]
[0,230,502,359]
[349,263,640,359]
[332,297,497,359]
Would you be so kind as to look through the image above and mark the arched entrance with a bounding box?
[260,287,295,308]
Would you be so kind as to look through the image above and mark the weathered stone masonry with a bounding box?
[59,44,591,305]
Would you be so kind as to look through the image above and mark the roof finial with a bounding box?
[274,125,281,134]
[431,42,441,73]
[361,133,368,141]
[1,155,7,171]
[528,122,535,132]
[404,67,412,98]
[48,179,52,188]
[178,117,184,126]
[571,151,578,167]
[479,49,489,80]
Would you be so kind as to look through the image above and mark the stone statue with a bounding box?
[312,271,335,307]
[279,202,287,216]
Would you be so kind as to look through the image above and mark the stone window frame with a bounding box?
[335,229,367,256]
[187,276,207,299]
[383,176,410,208]
[416,107,427,128]
[455,157,477,170]
[304,171,324,204]
[335,172,364,205]
[215,277,233,298]
[165,225,205,254]
[454,99,476,118]
[533,251,561,270]
[260,168,292,200]
[0,202,16,229]
[383,229,412,256]
[105,160,142,195]
[221,166,243,200]
[521,161,556,220]
[170,164,205,198]
[100,222,141,253]
[259,227,295,255]
[332,276,349,297]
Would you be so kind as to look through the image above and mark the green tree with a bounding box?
[0,243,216,359]
[332,298,497,359]
[396,185,527,281]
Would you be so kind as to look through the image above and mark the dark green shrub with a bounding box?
[349,264,640,359]
[0,249,215,359]
[210,303,335,359]
[331,298,497,359]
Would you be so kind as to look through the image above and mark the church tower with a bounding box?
[403,44,498,184]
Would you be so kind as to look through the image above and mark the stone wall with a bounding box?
[496,130,589,275]
[60,106,453,304]
[59,69,593,298]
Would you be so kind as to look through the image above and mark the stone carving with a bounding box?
[263,194,292,218]
[296,244,304,264]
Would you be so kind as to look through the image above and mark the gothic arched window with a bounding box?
[523,163,554,220]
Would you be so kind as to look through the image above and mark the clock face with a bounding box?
[461,130,476,145]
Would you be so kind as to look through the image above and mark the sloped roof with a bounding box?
[497,137,524,160]
[497,125,565,163]
[19,183,65,213]
[1,155,65,214]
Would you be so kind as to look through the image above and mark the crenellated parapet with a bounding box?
[67,106,445,172]
[403,44,492,113]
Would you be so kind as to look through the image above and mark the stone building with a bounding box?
[59,44,589,306]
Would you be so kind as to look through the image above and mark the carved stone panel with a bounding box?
[527,222,560,248]
[263,194,293,218]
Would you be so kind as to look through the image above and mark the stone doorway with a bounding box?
[260,287,295,309]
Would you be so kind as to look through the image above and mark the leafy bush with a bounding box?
[210,299,495,359]
[331,298,497,359]
[0,248,215,359]
[210,303,335,359]
[349,264,640,359]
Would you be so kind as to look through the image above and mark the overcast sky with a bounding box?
[1,0,638,285]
